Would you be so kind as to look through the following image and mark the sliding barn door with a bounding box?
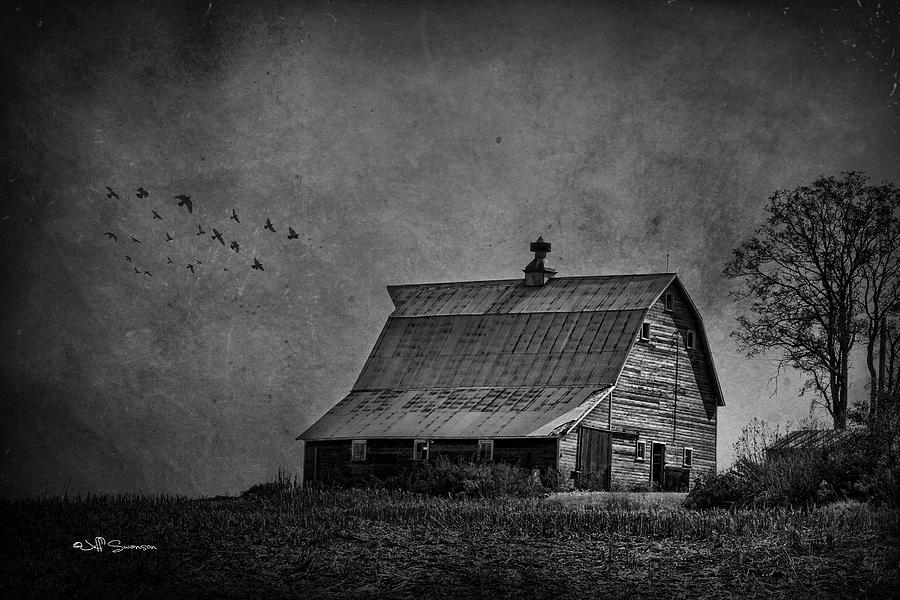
[576,426,611,490]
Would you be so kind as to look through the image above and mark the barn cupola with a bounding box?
[523,236,556,286]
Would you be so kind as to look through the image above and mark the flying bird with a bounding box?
[133,267,141,274]
[230,209,240,223]
[230,241,240,253]
[144,271,152,277]
[175,194,192,214]
[166,256,173,264]
[251,257,264,271]
[151,210,162,220]
[196,224,205,236]
[166,232,174,241]
[264,218,276,233]
[287,227,299,240]
[223,267,229,272]
[196,259,202,264]
[211,228,224,245]
[136,187,149,198]
[125,255,132,262]
[103,232,117,242]
[186,264,195,274]
[105,186,120,200]
[130,236,141,244]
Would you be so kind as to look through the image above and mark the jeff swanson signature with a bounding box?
[73,537,157,553]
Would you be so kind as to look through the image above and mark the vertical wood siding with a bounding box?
[611,283,718,487]
[558,284,718,489]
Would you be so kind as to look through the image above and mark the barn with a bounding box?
[297,238,725,491]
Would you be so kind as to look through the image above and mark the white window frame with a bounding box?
[685,330,695,349]
[477,439,494,462]
[351,439,367,462]
[641,322,652,340]
[413,439,429,461]
[683,447,693,468]
[635,440,646,462]
[664,292,674,312]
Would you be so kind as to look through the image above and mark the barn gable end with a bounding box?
[610,281,719,488]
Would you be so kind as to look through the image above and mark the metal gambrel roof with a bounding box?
[297,272,725,442]
[352,309,644,390]
[298,386,614,440]
[386,274,676,317]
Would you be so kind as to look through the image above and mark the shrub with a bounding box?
[683,470,749,509]
[688,424,898,510]
[538,467,569,492]
[386,457,549,498]
[627,481,652,493]
[576,471,608,492]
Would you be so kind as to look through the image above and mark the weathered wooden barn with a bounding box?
[298,238,724,490]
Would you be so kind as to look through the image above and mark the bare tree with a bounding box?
[860,183,900,421]
[869,313,900,429]
[725,172,897,430]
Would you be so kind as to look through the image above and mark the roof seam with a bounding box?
[350,384,617,392]
[388,309,650,318]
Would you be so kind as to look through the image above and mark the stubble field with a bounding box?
[2,487,898,599]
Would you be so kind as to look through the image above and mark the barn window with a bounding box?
[685,330,695,349]
[641,322,652,340]
[635,440,646,461]
[477,439,494,462]
[664,292,674,312]
[351,440,367,462]
[413,439,429,461]
[683,447,693,468]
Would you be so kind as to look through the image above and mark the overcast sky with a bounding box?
[1,0,898,497]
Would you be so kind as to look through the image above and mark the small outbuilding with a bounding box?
[297,238,724,490]
[765,429,854,460]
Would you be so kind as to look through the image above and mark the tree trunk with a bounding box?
[835,385,847,429]
[867,334,878,422]
[834,343,849,430]
[878,316,887,420]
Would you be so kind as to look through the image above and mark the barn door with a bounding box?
[576,426,610,489]
[650,442,666,487]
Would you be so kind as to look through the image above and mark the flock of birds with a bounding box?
[101,185,300,278]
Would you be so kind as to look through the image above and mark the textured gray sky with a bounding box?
[1,0,898,497]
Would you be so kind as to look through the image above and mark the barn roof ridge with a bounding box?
[386,272,677,290]
[386,274,678,317]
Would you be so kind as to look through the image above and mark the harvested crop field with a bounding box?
[2,488,898,599]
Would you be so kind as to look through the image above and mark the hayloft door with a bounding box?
[576,426,611,489]
[650,442,666,486]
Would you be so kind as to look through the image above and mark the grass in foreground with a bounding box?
[1,485,898,599]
